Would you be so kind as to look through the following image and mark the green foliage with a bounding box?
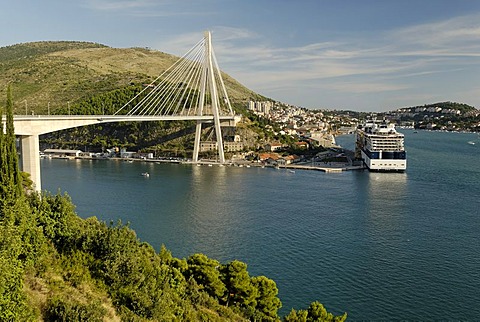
[221,260,258,316]
[0,203,44,320]
[45,295,106,322]
[0,41,259,115]
[415,101,476,113]
[0,225,31,321]
[284,301,347,322]
[252,276,282,321]
[60,250,94,287]
[20,171,34,192]
[54,218,193,320]
[54,85,144,116]
[284,309,308,322]
[29,191,79,252]
[0,85,23,208]
[0,41,106,64]
[186,253,227,299]
[0,40,271,157]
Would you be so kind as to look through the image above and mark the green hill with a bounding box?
[0,41,274,155]
[0,41,263,115]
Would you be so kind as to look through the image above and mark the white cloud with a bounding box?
[389,13,480,56]
[219,14,480,104]
[211,27,259,42]
[82,0,209,18]
[324,82,410,94]
[143,13,480,109]
[396,14,480,39]
[83,0,157,11]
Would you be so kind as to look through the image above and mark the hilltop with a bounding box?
[387,101,480,131]
[0,41,264,115]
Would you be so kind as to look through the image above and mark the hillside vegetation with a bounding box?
[0,40,273,155]
[0,41,263,115]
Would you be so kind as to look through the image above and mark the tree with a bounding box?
[0,83,36,316]
[283,301,347,322]
[0,89,6,202]
[251,275,282,321]
[185,253,226,299]
[0,84,22,207]
[284,308,308,322]
[0,225,30,320]
[221,260,258,316]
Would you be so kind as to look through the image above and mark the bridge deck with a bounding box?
[10,114,236,136]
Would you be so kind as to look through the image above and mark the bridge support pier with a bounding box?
[20,134,41,191]
[192,121,202,163]
[191,121,225,163]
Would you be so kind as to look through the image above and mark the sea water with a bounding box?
[41,130,480,320]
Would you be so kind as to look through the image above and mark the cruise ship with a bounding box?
[355,120,406,171]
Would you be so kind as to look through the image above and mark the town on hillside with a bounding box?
[41,100,479,172]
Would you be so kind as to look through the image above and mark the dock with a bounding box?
[281,164,364,172]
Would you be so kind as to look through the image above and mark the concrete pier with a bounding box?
[20,135,41,190]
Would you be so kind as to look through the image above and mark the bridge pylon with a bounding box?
[114,30,234,164]
[192,31,227,163]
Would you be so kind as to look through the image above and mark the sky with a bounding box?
[2,0,480,112]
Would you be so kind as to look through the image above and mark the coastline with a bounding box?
[45,153,365,173]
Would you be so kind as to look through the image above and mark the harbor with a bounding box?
[40,146,365,173]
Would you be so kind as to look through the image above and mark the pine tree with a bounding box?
[0,84,23,209]
[5,85,22,197]
[0,91,6,202]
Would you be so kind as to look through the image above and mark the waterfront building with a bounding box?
[44,149,83,158]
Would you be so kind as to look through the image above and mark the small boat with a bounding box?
[142,172,150,177]
[467,141,475,145]
[288,170,295,174]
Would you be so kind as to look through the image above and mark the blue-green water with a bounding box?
[41,130,480,320]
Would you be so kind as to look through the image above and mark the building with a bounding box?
[248,101,273,115]
[201,140,244,153]
[294,141,309,149]
[120,148,136,158]
[265,143,283,152]
[277,155,299,165]
[224,141,244,152]
[200,141,218,152]
[309,133,336,148]
[43,149,82,158]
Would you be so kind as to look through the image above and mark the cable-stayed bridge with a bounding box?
[8,31,238,191]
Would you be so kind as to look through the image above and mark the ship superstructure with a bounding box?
[355,120,406,171]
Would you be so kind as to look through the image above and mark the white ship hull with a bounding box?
[361,149,406,171]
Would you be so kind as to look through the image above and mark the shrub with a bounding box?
[45,295,106,322]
